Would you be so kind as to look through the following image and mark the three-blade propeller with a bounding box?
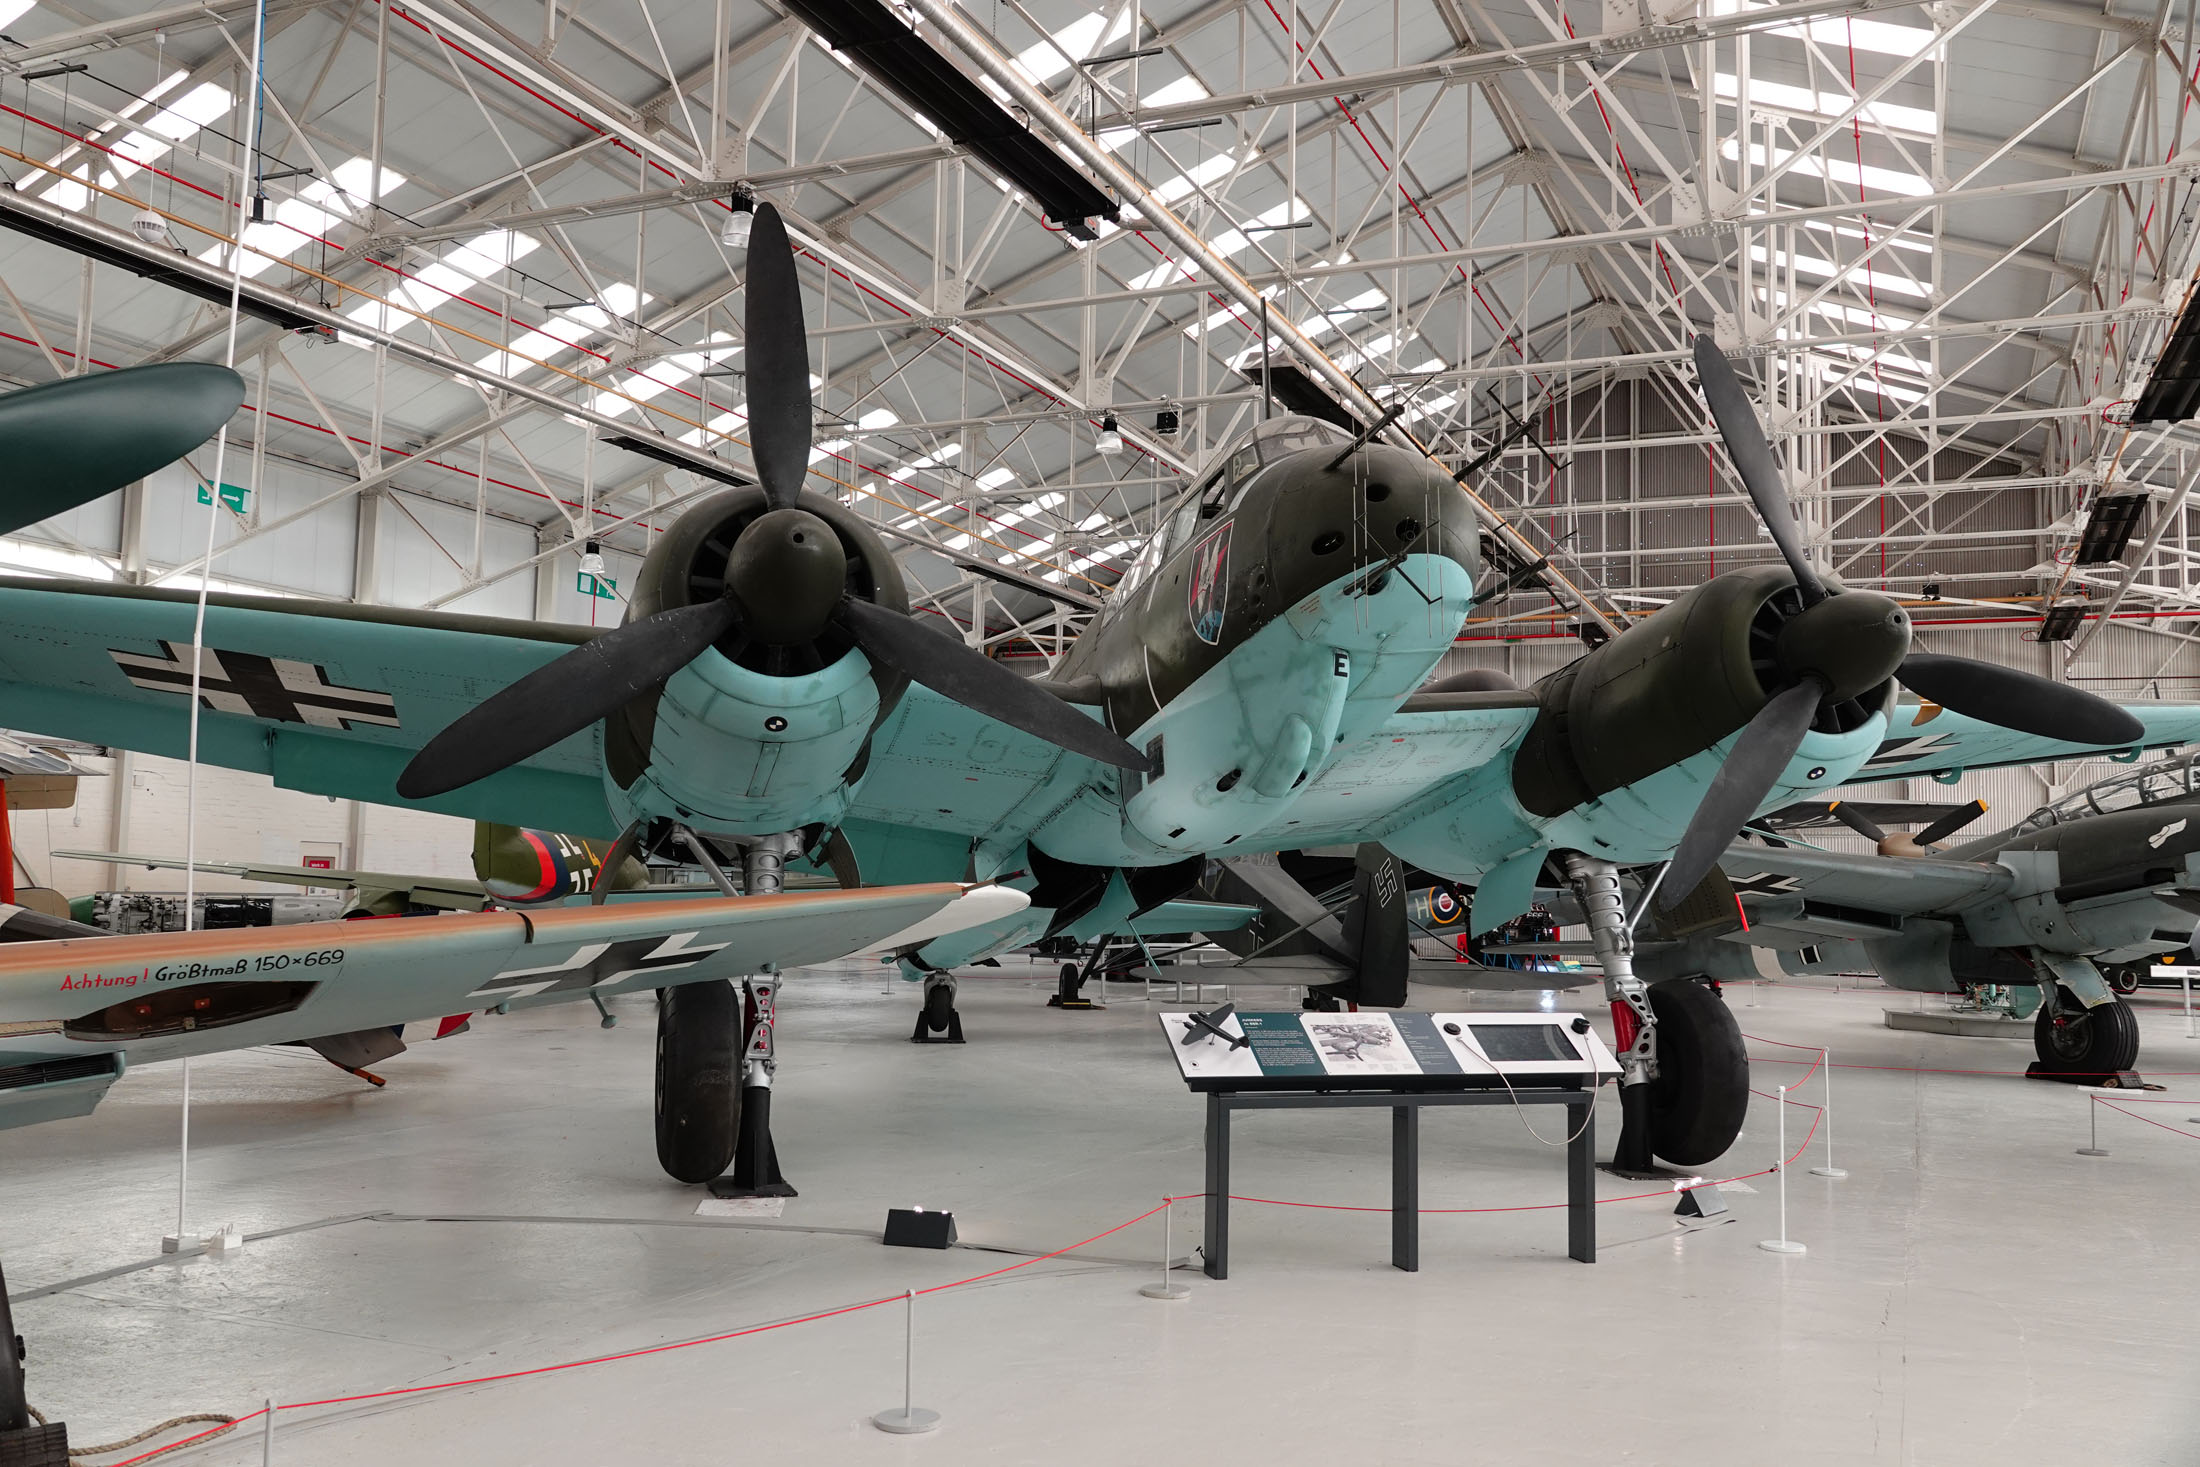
[1662,338,2142,908]
[398,202,1148,802]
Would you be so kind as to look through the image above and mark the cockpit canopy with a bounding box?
[1244,415,1352,463]
[2015,750,2200,833]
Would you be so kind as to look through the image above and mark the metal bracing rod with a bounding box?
[896,0,1620,635]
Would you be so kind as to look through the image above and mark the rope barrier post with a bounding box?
[870,1289,939,1435]
[262,1397,274,1465]
[1809,1047,1847,1179]
[2077,1092,2109,1156]
[2185,968,2195,1040]
[1140,1199,1189,1300]
[1757,1085,1806,1256]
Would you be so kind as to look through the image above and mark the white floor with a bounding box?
[3,966,2197,1466]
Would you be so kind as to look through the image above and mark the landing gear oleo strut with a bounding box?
[1563,853,1660,1177]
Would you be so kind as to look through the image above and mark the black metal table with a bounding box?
[1200,1087,1597,1278]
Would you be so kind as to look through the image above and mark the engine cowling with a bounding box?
[602,487,911,832]
[1510,564,1897,818]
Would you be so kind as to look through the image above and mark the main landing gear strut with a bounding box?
[1563,853,1752,1176]
[1564,853,1661,1177]
[635,821,798,1196]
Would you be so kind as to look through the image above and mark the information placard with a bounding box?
[1160,1010,1618,1091]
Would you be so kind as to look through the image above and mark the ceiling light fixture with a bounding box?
[1095,414,1122,455]
[722,194,755,249]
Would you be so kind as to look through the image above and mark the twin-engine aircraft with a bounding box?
[0,202,2192,1178]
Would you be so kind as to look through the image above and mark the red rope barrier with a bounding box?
[2096,1100,2200,1140]
[106,1201,1170,1462]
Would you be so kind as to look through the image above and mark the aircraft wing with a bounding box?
[1851,701,2200,784]
[51,848,491,910]
[0,577,620,835]
[1715,844,2011,917]
[0,882,1027,1130]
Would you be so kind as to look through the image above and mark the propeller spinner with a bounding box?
[398,203,1149,802]
[1661,338,2141,907]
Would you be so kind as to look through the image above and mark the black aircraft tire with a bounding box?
[2108,967,2141,996]
[924,983,954,1033]
[655,981,742,1183]
[2034,992,2141,1079]
[1645,979,1750,1167]
[0,1255,26,1431]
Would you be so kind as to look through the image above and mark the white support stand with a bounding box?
[162,1057,199,1254]
[262,1396,276,1465]
[2076,1093,2109,1156]
[871,1289,941,1434]
[1758,1085,1807,1255]
[1140,1201,1189,1300]
[1808,1047,1847,1179]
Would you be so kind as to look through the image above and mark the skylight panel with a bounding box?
[999,534,1055,562]
[1749,242,1928,298]
[1011,11,1129,85]
[1713,74,1936,135]
[1141,77,1207,108]
[0,0,36,28]
[977,467,1017,489]
[1152,147,1256,206]
[856,408,900,430]
[1708,0,1933,56]
[1722,140,1931,197]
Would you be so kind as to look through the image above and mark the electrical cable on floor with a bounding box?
[25,1405,239,1463]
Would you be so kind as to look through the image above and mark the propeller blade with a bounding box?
[744,203,812,510]
[0,363,245,536]
[397,598,740,799]
[1911,798,1990,848]
[1661,679,1825,910]
[1825,800,1888,843]
[1896,653,2143,746]
[838,597,1153,771]
[1691,336,1826,606]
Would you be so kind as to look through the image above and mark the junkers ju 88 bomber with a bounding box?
[2,203,2196,1182]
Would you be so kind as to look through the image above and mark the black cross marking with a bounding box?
[110,642,400,731]
[1729,872,1805,898]
[470,932,729,1000]
[1866,733,1957,769]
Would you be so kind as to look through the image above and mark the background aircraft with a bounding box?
[1633,758,2200,1080]
[0,879,1023,1176]
[53,822,651,918]
[0,204,2188,1181]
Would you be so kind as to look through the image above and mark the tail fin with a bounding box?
[1322,844,1407,1006]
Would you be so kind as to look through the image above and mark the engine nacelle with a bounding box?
[600,487,910,834]
[1510,564,1895,818]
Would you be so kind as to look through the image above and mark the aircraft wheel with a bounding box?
[2107,967,2141,996]
[0,1255,26,1432]
[1645,978,1750,1167]
[655,981,742,1183]
[924,982,955,1034]
[2034,991,2140,1079]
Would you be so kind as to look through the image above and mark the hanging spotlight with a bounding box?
[579,539,606,578]
[249,191,269,225]
[1095,414,1123,456]
[722,193,755,249]
[131,207,168,246]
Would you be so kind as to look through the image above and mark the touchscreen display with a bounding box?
[1470,1024,1581,1063]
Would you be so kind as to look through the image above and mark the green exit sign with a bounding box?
[577,572,618,599]
[195,480,249,513]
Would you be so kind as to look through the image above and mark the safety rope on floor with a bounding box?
[26,1405,241,1463]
